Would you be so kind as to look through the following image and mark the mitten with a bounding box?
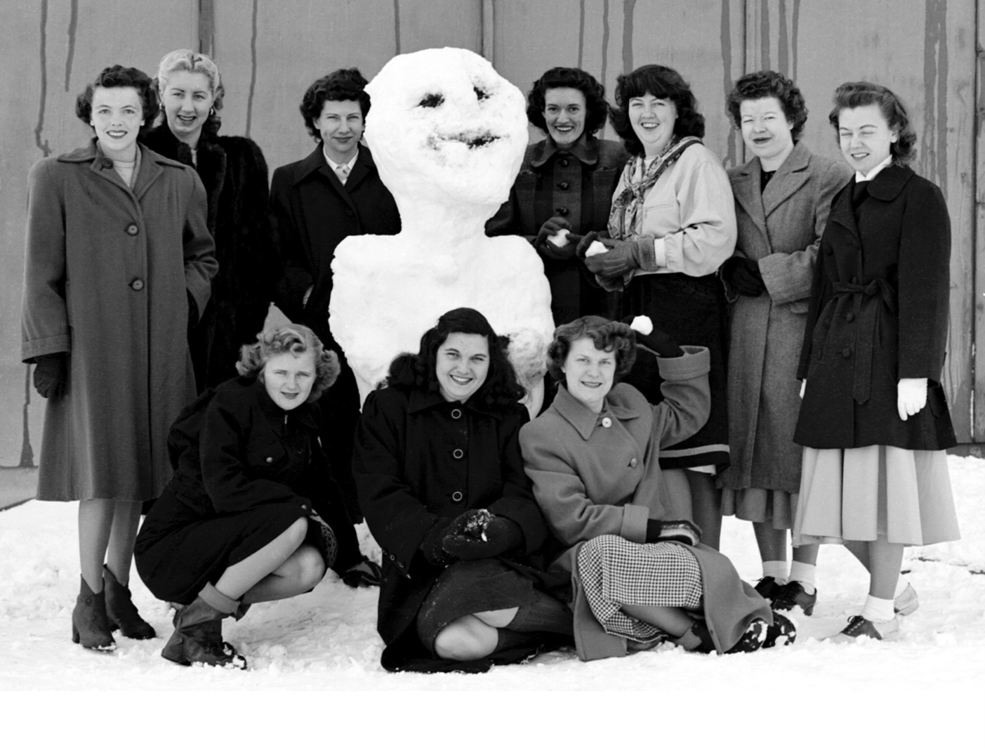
[622,316,683,358]
[645,518,702,546]
[33,354,68,399]
[420,518,455,567]
[584,238,644,279]
[897,378,928,421]
[442,509,523,560]
[534,217,575,260]
[720,255,766,297]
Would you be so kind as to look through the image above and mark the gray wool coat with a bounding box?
[721,142,851,493]
[21,140,217,502]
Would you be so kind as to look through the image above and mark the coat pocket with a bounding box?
[245,441,288,474]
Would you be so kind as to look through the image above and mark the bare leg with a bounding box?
[688,472,722,550]
[753,522,788,564]
[866,538,904,599]
[620,603,694,637]
[105,501,143,586]
[792,542,820,566]
[845,540,871,571]
[433,615,500,660]
[213,518,308,600]
[241,544,327,604]
[78,500,115,592]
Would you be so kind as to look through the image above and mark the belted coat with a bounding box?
[795,163,956,450]
[21,140,217,502]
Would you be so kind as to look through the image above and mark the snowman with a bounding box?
[329,47,554,407]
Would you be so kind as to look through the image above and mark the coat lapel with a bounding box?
[762,141,811,218]
[132,145,164,201]
[730,160,768,239]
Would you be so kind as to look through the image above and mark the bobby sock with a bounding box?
[762,561,788,585]
[861,595,895,623]
[788,561,816,595]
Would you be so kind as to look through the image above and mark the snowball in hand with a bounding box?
[548,229,570,248]
[585,241,609,257]
[630,316,654,335]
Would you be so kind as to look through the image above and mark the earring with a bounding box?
[210,107,216,116]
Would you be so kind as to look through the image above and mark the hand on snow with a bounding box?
[534,217,575,260]
[897,378,928,421]
[584,238,642,279]
[33,354,68,399]
[645,518,702,546]
[442,509,523,560]
[720,255,766,296]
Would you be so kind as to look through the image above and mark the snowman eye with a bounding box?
[419,93,444,108]
[474,86,489,101]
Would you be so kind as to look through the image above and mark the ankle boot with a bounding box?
[71,576,116,651]
[103,565,156,639]
[161,583,246,669]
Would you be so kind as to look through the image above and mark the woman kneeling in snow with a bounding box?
[519,316,795,660]
[353,308,573,672]
[135,325,342,669]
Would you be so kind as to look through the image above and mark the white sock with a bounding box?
[861,595,895,623]
[762,561,788,584]
[894,576,908,598]
[788,561,816,595]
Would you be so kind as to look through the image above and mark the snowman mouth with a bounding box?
[432,131,500,149]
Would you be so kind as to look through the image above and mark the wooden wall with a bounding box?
[0,0,981,468]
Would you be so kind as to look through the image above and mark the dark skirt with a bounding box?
[134,486,313,604]
[622,272,730,471]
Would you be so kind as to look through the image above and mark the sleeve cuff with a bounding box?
[657,346,711,380]
[620,503,649,543]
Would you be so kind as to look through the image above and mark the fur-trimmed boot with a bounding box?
[103,565,156,639]
[161,583,246,669]
[71,576,116,651]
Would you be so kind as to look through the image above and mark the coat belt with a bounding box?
[832,278,897,405]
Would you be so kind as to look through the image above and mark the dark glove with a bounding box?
[534,217,575,260]
[33,354,68,399]
[645,518,702,546]
[721,255,766,297]
[421,518,455,567]
[621,316,683,358]
[442,509,524,561]
[187,290,199,330]
[584,238,643,279]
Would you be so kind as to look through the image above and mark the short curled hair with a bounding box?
[384,308,525,411]
[546,316,637,383]
[236,324,339,403]
[526,67,609,136]
[300,68,370,141]
[726,70,807,142]
[156,49,224,136]
[75,65,159,136]
[828,81,917,164]
[610,65,705,156]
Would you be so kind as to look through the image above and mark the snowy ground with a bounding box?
[1,457,983,748]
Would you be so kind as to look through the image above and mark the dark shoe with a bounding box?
[754,576,784,602]
[161,584,247,669]
[71,576,116,651]
[763,612,797,648]
[828,614,900,643]
[103,565,156,639]
[772,581,817,616]
[682,618,766,654]
[341,556,383,588]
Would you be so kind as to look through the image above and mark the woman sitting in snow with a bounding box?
[135,324,343,669]
[519,316,795,660]
[353,307,572,672]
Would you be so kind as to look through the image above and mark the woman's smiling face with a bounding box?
[837,103,897,176]
[90,86,144,161]
[435,332,490,403]
[544,87,587,148]
[563,337,615,413]
[629,93,677,157]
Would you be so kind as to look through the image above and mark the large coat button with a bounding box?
[100,158,114,169]
[130,279,145,291]
[630,457,638,468]
[452,448,464,460]
[846,312,856,322]
[558,181,570,190]
[126,223,139,236]
[601,417,612,428]
[451,491,463,502]
[559,158,570,167]
[450,408,462,420]
[556,206,569,216]
[265,456,273,463]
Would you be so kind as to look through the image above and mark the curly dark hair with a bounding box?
[828,81,916,164]
[75,65,159,136]
[526,67,609,136]
[610,65,705,156]
[236,324,339,403]
[726,70,808,142]
[384,308,525,410]
[300,68,370,141]
[546,316,637,383]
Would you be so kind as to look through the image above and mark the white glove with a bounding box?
[897,378,928,421]
[799,380,806,399]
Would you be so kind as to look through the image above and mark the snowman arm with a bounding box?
[484,186,521,238]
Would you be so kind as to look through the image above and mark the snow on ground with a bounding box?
[1,457,983,748]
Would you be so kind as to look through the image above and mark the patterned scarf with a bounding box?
[607,136,701,239]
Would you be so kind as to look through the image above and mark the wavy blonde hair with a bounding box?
[236,324,339,402]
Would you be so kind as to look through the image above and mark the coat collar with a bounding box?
[293,142,377,187]
[59,139,168,200]
[406,387,505,420]
[865,162,913,201]
[251,376,320,430]
[550,384,640,440]
[529,135,599,168]
[730,140,812,232]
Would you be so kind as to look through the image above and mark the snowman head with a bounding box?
[365,47,527,209]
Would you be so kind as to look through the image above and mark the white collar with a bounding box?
[323,149,358,172]
[855,155,893,183]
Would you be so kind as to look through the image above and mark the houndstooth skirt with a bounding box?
[576,535,702,644]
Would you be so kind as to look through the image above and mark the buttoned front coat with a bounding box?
[795,164,956,450]
[21,141,217,502]
[722,143,851,492]
[353,384,558,668]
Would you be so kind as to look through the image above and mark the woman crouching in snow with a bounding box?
[353,308,573,672]
[135,324,343,668]
[519,316,795,660]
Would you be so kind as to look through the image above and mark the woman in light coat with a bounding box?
[21,65,216,651]
[719,71,851,613]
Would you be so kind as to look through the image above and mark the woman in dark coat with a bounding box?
[486,67,627,324]
[21,65,217,652]
[142,49,277,391]
[353,308,572,673]
[135,324,341,669]
[794,82,960,642]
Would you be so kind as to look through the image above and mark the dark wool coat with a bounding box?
[22,141,217,502]
[722,143,852,492]
[142,126,278,390]
[270,143,401,349]
[135,377,343,603]
[353,385,561,670]
[795,164,956,450]
[486,136,628,323]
